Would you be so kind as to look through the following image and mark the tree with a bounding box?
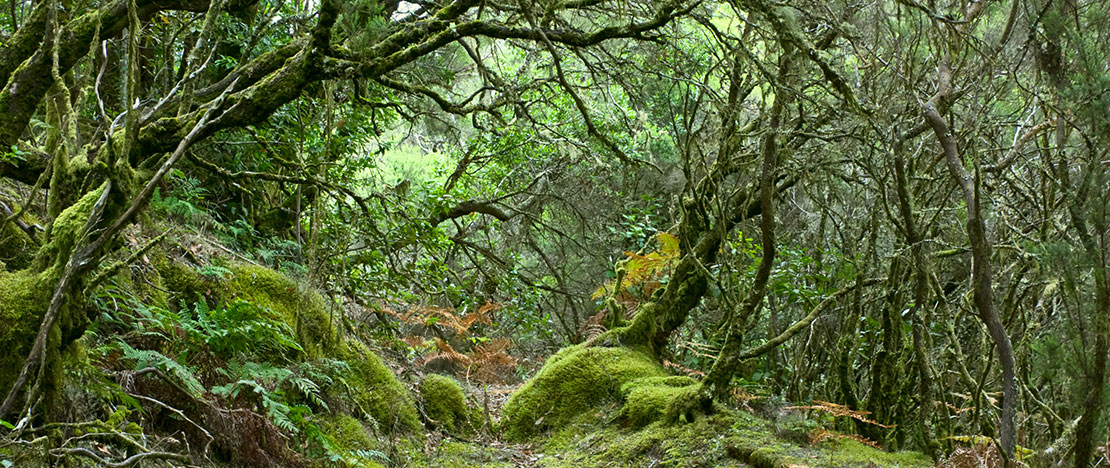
[0,0,692,421]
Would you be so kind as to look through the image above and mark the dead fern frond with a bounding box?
[662,360,705,377]
[467,338,517,385]
[729,387,762,405]
[942,436,1034,463]
[401,335,428,349]
[473,301,502,321]
[809,427,834,446]
[808,427,882,449]
[579,309,608,341]
[936,443,1002,468]
[421,338,471,366]
[942,401,974,415]
[841,433,882,449]
[785,400,894,429]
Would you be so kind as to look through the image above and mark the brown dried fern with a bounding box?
[785,400,894,429]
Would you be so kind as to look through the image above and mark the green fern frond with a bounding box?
[114,341,204,395]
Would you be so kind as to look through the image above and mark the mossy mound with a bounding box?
[319,415,387,468]
[148,259,338,358]
[338,340,421,433]
[148,257,420,435]
[536,409,932,468]
[723,425,933,468]
[0,270,51,387]
[150,255,206,306]
[619,376,700,427]
[419,374,472,433]
[225,263,338,358]
[501,344,666,440]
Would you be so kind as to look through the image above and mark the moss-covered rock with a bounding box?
[619,376,700,427]
[146,258,422,436]
[148,259,337,358]
[419,374,471,433]
[150,254,207,306]
[338,340,421,434]
[501,344,666,440]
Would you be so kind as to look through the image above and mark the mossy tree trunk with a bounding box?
[1052,137,1110,468]
[590,0,871,417]
[890,126,948,457]
[699,48,791,402]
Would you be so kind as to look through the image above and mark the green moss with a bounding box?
[0,270,51,392]
[113,262,169,309]
[148,259,338,358]
[419,374,472,434]
[337,340,421,433]
[539,412,742,468]
[143,258,422,435]
[402,440,515,468]
[0,219,35,270]
[323,414,377,448]
[320,415,387,468]
[150,254,206,306]
[815,438,933,466]
[619,376,699,427]
[535,408,931,468]
[225,263,337,358]
[602,304,659,350]
[724,424,934,468]
[34,182,107,272]
[501,344,666,440]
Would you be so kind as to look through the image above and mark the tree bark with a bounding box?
[923,60,1016,457]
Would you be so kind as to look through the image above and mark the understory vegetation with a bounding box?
[1,0,1108,467]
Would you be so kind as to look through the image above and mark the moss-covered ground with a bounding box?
[501,344,666,439]
[521,409,932,468]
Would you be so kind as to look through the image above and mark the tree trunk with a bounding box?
[925,59,1017,457]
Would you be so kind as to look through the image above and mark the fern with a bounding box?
[592,232,680,300]
[302,419,390,467]
[213,359,337,427]
[114,341,204,395]
[191,299,303,360]
[785,400,894,429]
[197,265,233,280]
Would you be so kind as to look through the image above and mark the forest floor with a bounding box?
[411,378,936,468]
[0,231,963,468]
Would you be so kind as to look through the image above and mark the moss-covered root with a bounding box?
[619,376,706,427]
[725,435,933,468]
[419,374,474,434]
[501,345,666,440]
[337,340,421,434]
